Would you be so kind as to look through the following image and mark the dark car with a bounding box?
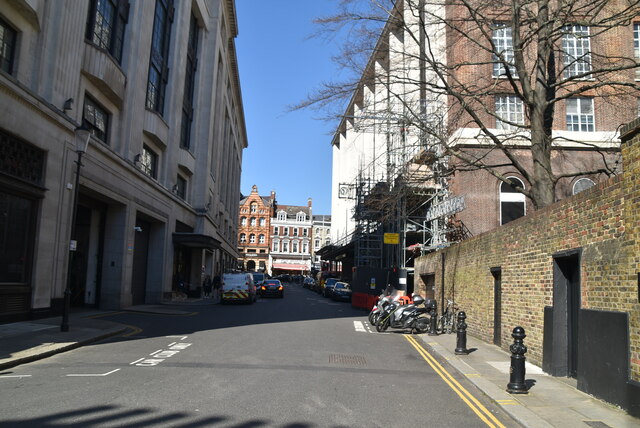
[259,279,284,298]
[331,282,352,302]
[322,278,340,297]
[303,276,315,289]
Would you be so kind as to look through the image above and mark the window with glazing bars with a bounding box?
[140,145,158,179]
[492,24,515,77]
[146,0,173,114]
[562,25,591,78]
[566,98,594,132]
[0,17,17,74]
[86,0,129,63]
[180,14,199,149]
[495,95,524,131]
[83,96,109,143]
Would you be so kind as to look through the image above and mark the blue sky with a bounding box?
[235,0,344,215]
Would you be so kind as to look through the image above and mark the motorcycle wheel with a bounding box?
[414,318,429,334]
[368,311,376,325]
[376,317,390,332]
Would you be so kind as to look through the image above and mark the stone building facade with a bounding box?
[0,0,246,321]
[414,118,640,416]
[237,186,275,272]
[311,215,331,271]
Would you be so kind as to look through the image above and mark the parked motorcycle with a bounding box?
[376,294,434,334]
[368,294,392,326]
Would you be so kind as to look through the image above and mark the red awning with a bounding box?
[272,263,308,271]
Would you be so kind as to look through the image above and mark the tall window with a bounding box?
[250,218,256,226]
[83,96,109,143]
[259,234,265,244]
[259,218,266,227]
[315,239,320,249]
[175,175,186,199]
[492,23,514,77]
[635,23,640,80]
[140,145,157,179]
[0,17,17,74]
[146,0,173,114]
[282,241,289,252]
[566,98,594,132]
[240,233,246,243]
[302,242,308,253]
[562,25,591,78]
[86,0,129,63]
[292,242,298,253]
[272,240,279,252]
[240,217,247,226]
[500,177,525,225]
[293,228,298,237]
[249,234,255,244]
[250,202,257,213]
[180,14,199,150]
[302,228,308,237]
[274,226,279,235]
[283,227,289,236]
[495,96,524,131]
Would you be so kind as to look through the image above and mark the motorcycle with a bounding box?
[376,294,435,334]
[368,294,393,326]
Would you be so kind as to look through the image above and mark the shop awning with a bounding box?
[272,263,308,271]
[172,233,221,250]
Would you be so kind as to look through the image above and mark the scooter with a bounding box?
[368,294,392,326]
[376,294,433,334]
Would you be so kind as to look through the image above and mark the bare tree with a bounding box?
[298,0,640,209]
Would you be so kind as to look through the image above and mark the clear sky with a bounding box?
[235,0,344,215]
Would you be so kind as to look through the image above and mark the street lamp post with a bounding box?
[61,124,91,332]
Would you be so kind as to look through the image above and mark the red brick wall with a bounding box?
[415,119,640,383]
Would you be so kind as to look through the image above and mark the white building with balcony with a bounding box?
[268,200,313,275]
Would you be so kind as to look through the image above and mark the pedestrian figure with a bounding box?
[212,272,221,303]
[203,275,212,298]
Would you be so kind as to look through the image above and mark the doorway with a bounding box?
[132,218,151,305]
[552,250,581,378]
[491,267,502,347]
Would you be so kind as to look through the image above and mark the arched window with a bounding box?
[500,177,526,225]
[241,217,247,226]
[259,234,265,244]
[292,241,298,253]
[250,217,256,226]
[259,218,266,227]
[240,233,246,243]
[249,234,256,243]
[315,239,320,249]
[272,240,279,252]
[572,177,595,195]
[302,242,308,253]
[250,202,257,213]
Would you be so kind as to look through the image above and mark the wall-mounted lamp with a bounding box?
[63,98,74,113]
[134,226,143,232]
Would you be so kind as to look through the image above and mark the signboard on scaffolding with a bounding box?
[425,196,465,222]
[384,233,399,244]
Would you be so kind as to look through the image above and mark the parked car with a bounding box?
[331,282,352,302]
[322,278,340,297]
[302,276,315,289]
[259,279,284,298]
[221,273,256,304]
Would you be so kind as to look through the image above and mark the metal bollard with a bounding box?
[428,301,438,336]
[507,326,529,394]
[454,311,469,354]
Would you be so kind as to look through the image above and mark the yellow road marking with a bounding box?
[496,400,519,405]
[85,311,124,319]
[404,335,507,428]
[122,325,143,337]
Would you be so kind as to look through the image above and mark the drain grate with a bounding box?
[584,422,612,428]
[329,354,367,365]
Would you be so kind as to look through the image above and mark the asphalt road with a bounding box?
[0,282,517,428]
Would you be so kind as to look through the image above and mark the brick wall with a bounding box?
[415,120,640,386]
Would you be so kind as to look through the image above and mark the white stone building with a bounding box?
[0,0,246,321]
[311,215,331,271]
[268,200,313,275]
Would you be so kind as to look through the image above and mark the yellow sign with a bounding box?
[384,233,399,244]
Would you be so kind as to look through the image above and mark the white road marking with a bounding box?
[129,358,145,365]
[66,369,120,377]
[166,335,188,340]
[354,321,366,332]
[0,375,32,378]
[149,349,163,356]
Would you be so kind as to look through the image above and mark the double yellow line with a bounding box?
[404,335,507,428]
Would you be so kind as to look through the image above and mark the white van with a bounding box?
[221,273,257,304]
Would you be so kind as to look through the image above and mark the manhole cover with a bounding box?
[329,354,367,365]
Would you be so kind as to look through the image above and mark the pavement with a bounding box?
[1,302,638,428]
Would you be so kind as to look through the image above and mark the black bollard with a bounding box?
[427,300,438,336]
[507,326,529,394]
[454,311,469,354]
